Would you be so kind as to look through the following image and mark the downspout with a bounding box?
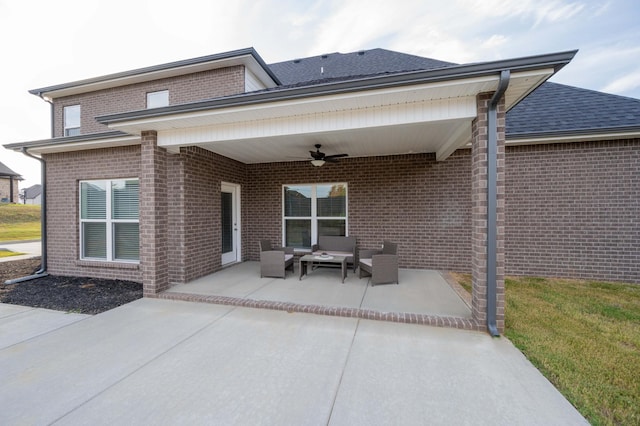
[486,69,510,337]
[4,97,52,284]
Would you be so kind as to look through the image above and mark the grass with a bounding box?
[0,249,25,258]
[0,204,41,241]
[452,273,640,425]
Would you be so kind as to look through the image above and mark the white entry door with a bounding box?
[221,183,241,265]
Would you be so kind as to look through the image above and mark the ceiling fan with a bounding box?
[309,144,348,167]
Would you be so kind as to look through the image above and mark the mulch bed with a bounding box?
[0,257,142,314]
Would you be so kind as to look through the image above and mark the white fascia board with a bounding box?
[26,135,140,155]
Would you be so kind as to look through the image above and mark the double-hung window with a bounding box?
[283,183,347,248]
[80,179,139,262]
[63,105,81,136]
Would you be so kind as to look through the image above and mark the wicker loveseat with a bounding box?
[312,235,358,273]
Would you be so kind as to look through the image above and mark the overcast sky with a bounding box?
[1,0,638,188]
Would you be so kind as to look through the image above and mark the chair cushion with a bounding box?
[313,250,352,258]
[359,258,372,267]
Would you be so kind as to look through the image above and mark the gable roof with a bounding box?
[29,48,281,99]
[268,48,455,86]
[0,161,21,178]
[23,184,42,199]
[506,82,640,138]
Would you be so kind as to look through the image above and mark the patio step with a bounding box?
[151,292,483,331]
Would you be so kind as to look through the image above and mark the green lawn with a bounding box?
[0,249,25,258]
[0,204,41,241]
[453,273,640,425]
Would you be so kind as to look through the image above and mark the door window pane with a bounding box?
[285,219,311,248]
[221,192,233,253]
[284,186,311,216]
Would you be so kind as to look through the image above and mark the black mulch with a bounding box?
[0,257,142,314]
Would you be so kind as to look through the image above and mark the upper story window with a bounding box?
[63,105,81,136]
[146,90,169,109]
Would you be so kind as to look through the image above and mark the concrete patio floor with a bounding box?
[163,262,474,328]
[0,299,587,425]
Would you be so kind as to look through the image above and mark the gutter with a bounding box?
[486,69,510,337]
[4,101,52,284]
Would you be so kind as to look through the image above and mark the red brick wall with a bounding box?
[140,131,168,295]
[41,138,639,286]
[43,146,142,282]
[245,152,473,272]
[505,139,640,283]
[52,66,245,137]
[168,146,248,284]
[0,178,20,203]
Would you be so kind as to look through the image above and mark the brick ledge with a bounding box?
[151,291,483,331]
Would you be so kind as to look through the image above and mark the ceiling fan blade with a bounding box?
[324,153,348,160]
[310,150,324,159]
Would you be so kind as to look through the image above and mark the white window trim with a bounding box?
[282,183,348,248]
[79,178,139,263]
[63,105,80,136]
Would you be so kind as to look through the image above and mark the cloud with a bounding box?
[601,69,640,95]
[532,1,585,27]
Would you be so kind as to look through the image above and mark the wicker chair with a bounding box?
[358,241,399,285]
[259,240,294,279]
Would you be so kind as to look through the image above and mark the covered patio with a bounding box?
[94,50,577,334]
[158,262,478,330]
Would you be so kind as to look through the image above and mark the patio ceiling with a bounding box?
[103,68,555,162]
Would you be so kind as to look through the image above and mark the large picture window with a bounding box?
[283,183,347,248]
[80,179,139,262]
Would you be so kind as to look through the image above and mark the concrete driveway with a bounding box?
[0,299,587,425]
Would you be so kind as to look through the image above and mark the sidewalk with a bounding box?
[0,240,41,262]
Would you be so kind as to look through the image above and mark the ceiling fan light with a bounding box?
[311,159,325,167]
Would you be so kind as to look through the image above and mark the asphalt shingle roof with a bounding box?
[23,184,42,199]
[268,48,455,85]
[506,82,640,136]
[270,49,640,137]
[0,161,21,177]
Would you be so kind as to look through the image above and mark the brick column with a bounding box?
[471,93,506,333]
[140,131,169,295]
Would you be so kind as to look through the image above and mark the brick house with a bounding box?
[5,47,640,334]
[0,161,22,203]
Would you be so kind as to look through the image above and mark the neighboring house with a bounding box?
[0,161,22,203]
[4,47,640,334]
[22,184,42,205]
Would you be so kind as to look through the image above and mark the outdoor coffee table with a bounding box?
[299,254,347,283]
